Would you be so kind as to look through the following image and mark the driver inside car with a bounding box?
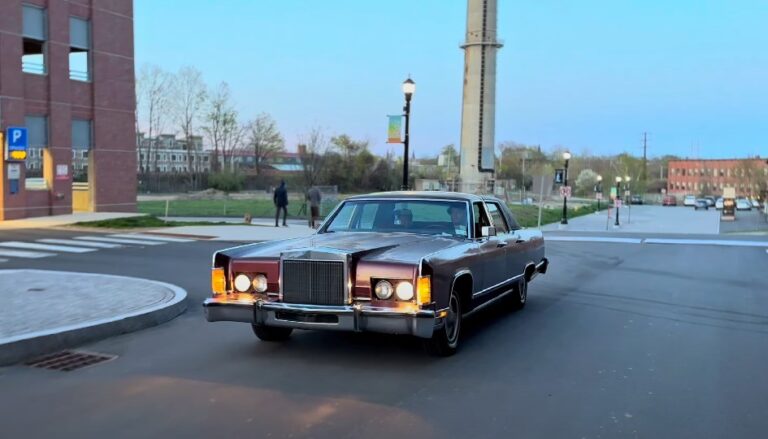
[447,205,468,237]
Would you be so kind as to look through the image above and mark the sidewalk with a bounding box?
[542,205,721,235]
[0,212,143,230]
[0,270,187,366]
[157,223,316,241]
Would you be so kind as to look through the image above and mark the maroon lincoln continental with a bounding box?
[203,191,548,356]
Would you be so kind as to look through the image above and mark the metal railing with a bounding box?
[22,61,45,75]
[69,69,90,81]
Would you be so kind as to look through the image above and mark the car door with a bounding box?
[471,201,508,298]
[485,200,519,277]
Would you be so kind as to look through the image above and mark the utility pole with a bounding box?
[642,132,648,182]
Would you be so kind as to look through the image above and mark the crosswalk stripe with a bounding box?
[545,236,643,244]
[110,233,194,243]
[37,239,123,249]
[644,238,768,247]
[0,249,55,258]
[74,236,165,246]
[0,241,97,253]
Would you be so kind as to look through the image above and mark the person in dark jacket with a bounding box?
[273,180,288,227]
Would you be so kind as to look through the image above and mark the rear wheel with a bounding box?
[510,277,528,310]
[251,324,293,341]
[424,289,462,357]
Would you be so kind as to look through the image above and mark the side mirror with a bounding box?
[481,226,497,237]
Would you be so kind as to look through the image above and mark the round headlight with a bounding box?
[374,280,393,300]
[252,274,268,293]
[396,281,414,301]
[233,274,251,292]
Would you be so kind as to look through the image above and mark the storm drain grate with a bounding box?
[26,350,117,371]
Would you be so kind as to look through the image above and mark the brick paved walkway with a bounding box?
[0,270,186,362]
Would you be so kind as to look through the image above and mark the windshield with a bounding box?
[323,199,469,238]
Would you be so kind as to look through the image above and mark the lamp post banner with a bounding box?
[386,115,403,143]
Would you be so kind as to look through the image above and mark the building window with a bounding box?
[72,119,92,182]
[69,17,91,81]
[25,115,48,189]
[22,5,47,75]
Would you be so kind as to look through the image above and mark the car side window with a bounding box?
[486,202,510,234]
[472,202,491,237]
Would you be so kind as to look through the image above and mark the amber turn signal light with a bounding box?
[417,275,431,305]
[211,267,226,296]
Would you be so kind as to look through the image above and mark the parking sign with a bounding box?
[5,127,28,161]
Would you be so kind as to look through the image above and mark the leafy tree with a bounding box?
[246,113,284,175]
[575,169,600,195]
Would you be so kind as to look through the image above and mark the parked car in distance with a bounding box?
[630,195,644,205]
[703,196,716,207]
[662,195,677,206]
[694,199,709,210]
[203,191,548,357]
[736,199,752,210]
[715,198,724,210]
[683,195,697,206]
[750,198,761,208]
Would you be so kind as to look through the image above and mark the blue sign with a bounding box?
[5,127,28,161]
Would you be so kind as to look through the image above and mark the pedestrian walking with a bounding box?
[274,180,288,227]
[307,186,322,228]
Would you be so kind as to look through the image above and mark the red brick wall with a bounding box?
[667,159,768,198]
[0,0,135,220]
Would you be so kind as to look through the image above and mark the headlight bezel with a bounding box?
[395,281,414,301]
[252,274,268,293]
[233,273,252,293]
[374,280,394,300]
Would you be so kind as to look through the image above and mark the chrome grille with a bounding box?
[282,260,345,305]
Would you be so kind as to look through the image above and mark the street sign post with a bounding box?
[554,169,565,185]
[5,127,28,161]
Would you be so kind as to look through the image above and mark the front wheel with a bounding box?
[252,324,293,341]
[423,290,462,357]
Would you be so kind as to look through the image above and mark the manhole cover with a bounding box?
[26,350,117,371]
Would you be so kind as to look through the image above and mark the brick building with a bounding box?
[137,133,210,173]
[0,0,136,220]
[667,158,768,199]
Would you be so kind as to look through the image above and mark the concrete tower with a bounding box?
[459,0,502,193]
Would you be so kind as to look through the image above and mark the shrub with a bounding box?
[208,172,244,193]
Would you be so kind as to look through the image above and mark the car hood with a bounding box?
[221,231,467,265]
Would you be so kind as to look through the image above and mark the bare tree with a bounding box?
[246,113,284,175]
[136,64,172,174]
[172,66,207,188]
[298,127,330,189]
[203,82,243,173]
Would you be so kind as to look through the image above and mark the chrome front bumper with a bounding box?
[203,298,439,339]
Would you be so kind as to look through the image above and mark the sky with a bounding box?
[134,0,768,159]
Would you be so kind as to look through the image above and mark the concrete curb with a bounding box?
[0,270,187,366]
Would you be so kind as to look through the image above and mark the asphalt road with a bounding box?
[1,228,767,438]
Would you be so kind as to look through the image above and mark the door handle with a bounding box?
[515,239,525,243]
[496,242,507,248]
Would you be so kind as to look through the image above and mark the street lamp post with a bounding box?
[401,78,415,190]
[615,176,622,226]
[560,152,572,224]
[596,175,603,211]
[625,175,632,224]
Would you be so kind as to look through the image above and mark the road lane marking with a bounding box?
[110,233,194,243]
[0,242,96,253]
[74,236,164,246]
[545,236,643,244]
[0,249,55,258]
[0,258,7,263]
[644,238,768,248]
[37,239,122,249]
